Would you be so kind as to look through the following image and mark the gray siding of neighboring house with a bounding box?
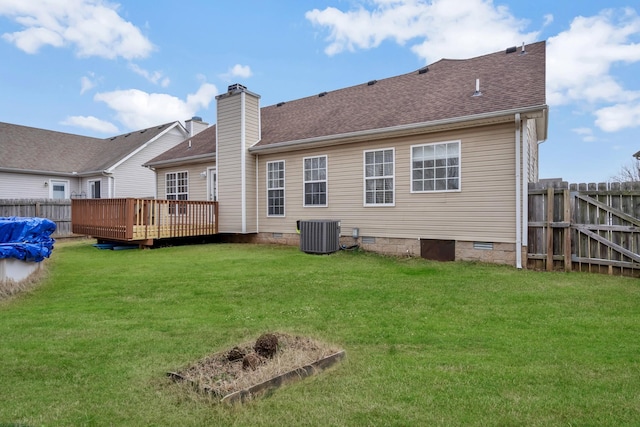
[526,119,539,183]
[79,175,105,199]
[0,172,81,199]
[110,127,187,198]
[255,122,519,244]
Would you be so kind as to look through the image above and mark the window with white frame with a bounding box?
[267,161,285,216]
[364,148,394,205]
[166,171,188,214]
[303,155,327,206]
[89,180,101,198]
[411,141,460,192]
[50,180,69,199]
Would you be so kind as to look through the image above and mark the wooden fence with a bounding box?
[0,199,73,237]
[528,181,640,277]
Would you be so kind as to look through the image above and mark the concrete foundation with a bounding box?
[227,232,522,267]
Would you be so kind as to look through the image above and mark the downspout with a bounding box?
[101,170,114,198]
[256,155,259,233]
[522,121,529,250]
[515,113,522,269]
[240,91,247,233]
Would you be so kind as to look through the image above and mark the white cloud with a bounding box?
[220,64,253,81]
[571,127,596,142]
[594,103,640,132]
[94,83,218,130]
[80,75,96,95]
[229,64,252,78]
[547,8,640,107]
[0,0,154,59]
[60,115,119,134]
[546,8,640,132]
[306,0,539,64]
[128,63,170,87]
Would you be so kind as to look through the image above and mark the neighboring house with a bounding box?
[0,119,206,199]
[145,41,548,267]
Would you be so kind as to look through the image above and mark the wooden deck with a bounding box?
[72,198,218,245]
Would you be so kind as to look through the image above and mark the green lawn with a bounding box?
[1,240,638,426]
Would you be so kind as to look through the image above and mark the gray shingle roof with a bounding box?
[145,41,547,166]
[0,122,178,174]
[257,41,545,147]
[145,125,216,166]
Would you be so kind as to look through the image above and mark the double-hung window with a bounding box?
[411,141,460,192]
[166,171,188,214]
[267,161,285,216]
[364,148,394,206]
[303,155,327,207]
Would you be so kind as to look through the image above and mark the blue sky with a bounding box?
[0,0,639,183]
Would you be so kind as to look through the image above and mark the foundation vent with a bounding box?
[299,220,341,254]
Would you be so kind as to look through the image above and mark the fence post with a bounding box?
[563,189,571,272]
[546,187,554,271]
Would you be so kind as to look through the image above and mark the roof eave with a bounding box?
[144,153,216,169]
[0,167,79,177]
[250,105,549,154]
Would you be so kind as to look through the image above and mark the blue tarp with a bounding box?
[0,217,56,262]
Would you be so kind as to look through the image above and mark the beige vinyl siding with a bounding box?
[217,93,244,233]
[155,163,211,200]
[256,122,518,243]
[0,172,81,199]
[111,127,186,198]
[244,94,260,233]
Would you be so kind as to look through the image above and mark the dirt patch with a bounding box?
[168,332,344,402]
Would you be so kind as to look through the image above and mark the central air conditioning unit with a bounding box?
[299,220,341,254]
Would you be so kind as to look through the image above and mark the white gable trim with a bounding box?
[104,122,187,173]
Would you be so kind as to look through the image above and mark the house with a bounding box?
[0,118,207,200]
[145,41,548,267]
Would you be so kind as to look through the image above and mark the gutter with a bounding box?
[0,167,79,177]
[249,105,548,154]
[144,153,216,169]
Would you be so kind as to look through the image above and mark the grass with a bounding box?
[1,239,638,426]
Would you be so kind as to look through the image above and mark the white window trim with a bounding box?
[49,179,70,199]
[207,166,217,201]
[165,171,188,215]
[88,179,101,199]
[165,171,189,199]
[266,160,286,217]
[363,148,395,207]
[410,140,462,194]
[302,155,328,208]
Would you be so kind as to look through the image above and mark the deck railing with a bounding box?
[72,198,218,243]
